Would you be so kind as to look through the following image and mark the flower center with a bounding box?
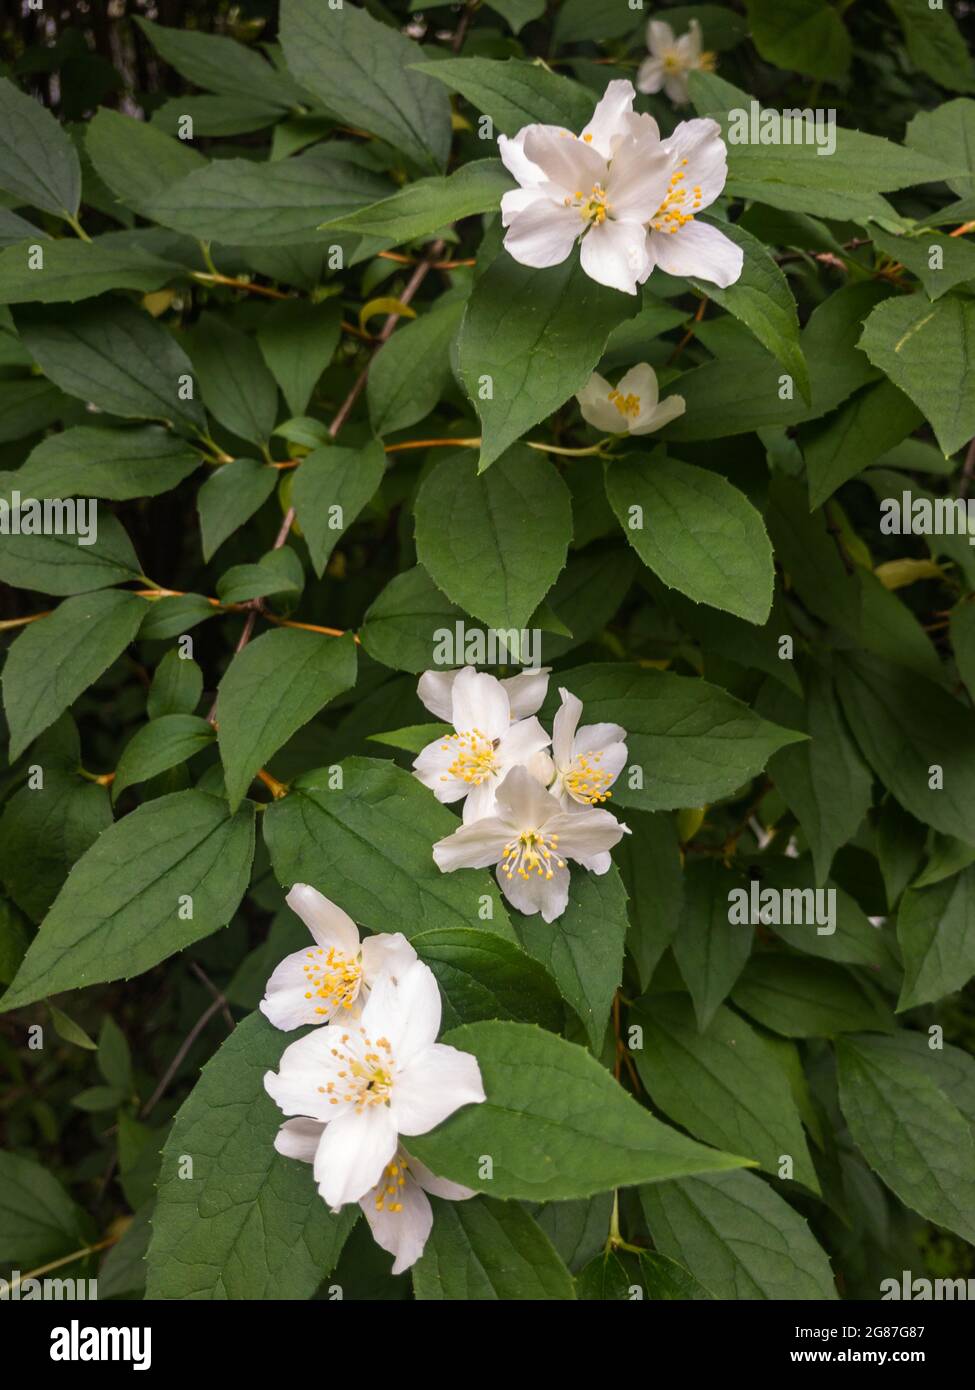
[651,158,703,234]
[565,183,611,226]
[302,946,362,1015]
[608,389,641,420]
[440,728,499,786]
[563,752,614,805]
[500,829,565,882]
[373,1154,409,1215]
[322,1029,397,1112]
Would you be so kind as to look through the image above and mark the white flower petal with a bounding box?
[664,72,691,106]
[615,362,660,422]
[501,185,548,226]
[553,687,583,768]
[660,117,728,207]
[573,721,628,757]
[412,735,470,803]
[461,776,499,825]
[417,669,458,721]
[498,126,557,188]
[522,125,607,196]
[494,763,563,830]
[579,218,649,294]
[636,56,665,95]
[360,959,442,1068]
[503,197,581,269]
[407,1152,477,1201]
[633,392,686,434]
[286,884,359,956]
[273,1116,324,1164]
[497,715,551,769]
[649,218,743,287]
[450,667,511,742]
[498,859,571,922]
[576,371,626,434]
[581,78,636,158]
[360,931,417,989]
[647,19,676,57]
[260,947,356,1032]
[361,1167,433,1276]
[501,667,551,718]
[433,815,512,872]
[606,136,674,223]
[391,1042,486,1136]
[264,1030,348,1121]
[314,1104,399,1209]
[545,806,628,863]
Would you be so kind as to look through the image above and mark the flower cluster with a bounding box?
[262,885,485,1274]
[499,77,743,294]
[413,667,631,923]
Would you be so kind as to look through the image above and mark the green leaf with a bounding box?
[86,107,206,218]
[0,509,142,596]
[616,809,682,991]
[411,57,595,137]
[0,236,182,304]
[667,283,887,441]
[197,457,277,562]
[256,299,341,419]
[47,1002,97,1051]
[577,1247,713,1300]
[0,790,255,1010]
[458,255,635,471]
[3,590,147,761]
[17,425,199,501]
[672,861,753,1030]
[146,1011,356,1299]
[731,955,893,1038]
[765,473,861,636]
[605,452,774,625]
[858,293,975,457]
[632,995,819,1193]
[368,297,466,438]
[482,0,546,34]
[147,649,204,720]
[0,76,81,219]
[413,1196,576,1299]
[0,378,67,444]
[135,17,301,109]
[409,1020,751,1200]
[0,722,112,922]
[906,99,975,198]
[802,378,923,509]
[412,926,563,1032]
[368,723,453,755]
[886,0,975,93]
[540,663,804,811]
[14,297,206,436]
[0,900,29,987]
[515,865,628,1052]
[292,441,386,578]
[835,652,975,845]
[836,1034,975,1243]
[690,217,809,399]
[97,1015,132,1092]
[765,664,873,885]
[640,1169,837,1299]
[360,566,465,674]
[148,148,391,246]
[280,0,452,174]
[217,630,357,811]
[897,866,975,1011]
[745,0,851,80]
[112,714,216,802]
[185,312,279,447]
[0,1152,92,1273]
[871,225,975,302]
[321,159,514,246]
[263,757,516,942]
[415,447,572,629]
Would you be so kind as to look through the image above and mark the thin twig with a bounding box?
[140,996,226,1119]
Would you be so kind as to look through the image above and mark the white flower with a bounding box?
[576,362,685,435]
[265,960,485,1209]
[275,1121,474,1275]
[637,19,715,106]
[418,665,550,722]
[639,118,743,288]
[549,687,628,811]
[260,884,417,1031]
[433,764,628,923]
[413,666,551,824]
[498,78,674,294]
